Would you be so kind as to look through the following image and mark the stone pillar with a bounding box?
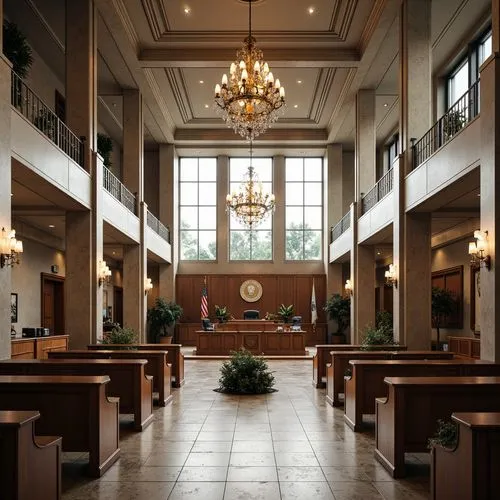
[123,203,147,340]
[158,145,177,300]
[0,55,11,359]
[342,151,355,213]
[122,89,144,201]
[65,0,97,170]
[65,154,103,348]
[354,243,376,343]
[355,90,376,200]
[478,2,500,361]
[273,155,285,263]
[348,203,357,343]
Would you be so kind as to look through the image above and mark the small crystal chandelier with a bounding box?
[0,227,23,268]
[226,141,275,229]
[214,0,285,141]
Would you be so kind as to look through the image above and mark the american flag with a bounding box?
[201,278,209,319]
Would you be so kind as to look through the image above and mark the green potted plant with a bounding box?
[432,287,455,350]
[97,133,113,168]
[100,325,138,346]
[3,21,33,78]
[147,297,183,344]
[215,305,231,323]
[216,348,276,394]
[360,313,397,350]
[324,294,350,343]
[278,304,294,323]
[443,109,466,140]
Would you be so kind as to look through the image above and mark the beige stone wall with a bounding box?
[10,238,66,335]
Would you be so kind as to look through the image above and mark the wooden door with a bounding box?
[41,273,65,335]
[114,287,123,326]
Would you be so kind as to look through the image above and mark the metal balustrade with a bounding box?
[11,71,84,167]
[331,211,351,243]
[413,80,480,169]
[361,168,394,214]
[147,210,170,243]
[103,167,137,214]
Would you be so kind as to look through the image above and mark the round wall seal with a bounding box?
[240,279,263,302]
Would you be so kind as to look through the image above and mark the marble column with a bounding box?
[478,1,500,360]
[65,154,103,348]
[65,0,97,171]
[158,145,177,300]
[0,55,11,359]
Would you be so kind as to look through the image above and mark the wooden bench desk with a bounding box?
[0,375,120,477]
[326,350,454,407]
[375,376,500,478]
[87,343,185,387]
[431,412,500,500]
[0,359,154,431]
[312,344,407,388]
[344,359,500,431]
[0,410,61,500]
[48,350,173,406]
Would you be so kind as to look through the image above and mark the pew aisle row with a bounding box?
[0,343,185,500]
[312,341,500,500]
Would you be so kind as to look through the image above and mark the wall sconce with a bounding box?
[98,260,112,286]
[345,279,353,296]
[384,264,398,288]
[145,277,153,295]
[0,227,23,268]
[469,230,491,270]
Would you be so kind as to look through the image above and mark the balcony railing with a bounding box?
[103,167,137,214]
[361,168,394,214]
[331,211,351,243]
[11,71,84,167]
[147,210,170,243]
[413,80,480,169]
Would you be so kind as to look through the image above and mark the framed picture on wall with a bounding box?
[11,293,18,323]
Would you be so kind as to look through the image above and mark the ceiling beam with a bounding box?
[139,48,360,68]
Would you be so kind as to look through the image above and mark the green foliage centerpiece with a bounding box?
[360,311,397,350]
[278,304,294,323]
[216,348,276,394]
[101,325,138,346]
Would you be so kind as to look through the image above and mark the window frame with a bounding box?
[284,157,323,262]
[178,157,217,262]
[228,156,274,262]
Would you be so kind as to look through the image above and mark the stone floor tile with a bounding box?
[178,466,228,482]
[168,481,225,500]
[275,452,320,467]
[280,481,335,499]
[229,452,276,467]
[223,481,281,500]
[226,466,278,482]
[277,466,326,481]
[184,452,231,467]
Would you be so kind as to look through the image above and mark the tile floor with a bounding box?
[62,359,430,499]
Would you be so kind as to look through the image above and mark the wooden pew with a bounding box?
[313,344,407,388]
[48,350,173,406]
[326,350,454,407]
[431,412,500,500]
[0,375,120,477]
[344,359,500,431]
[0,359,154,431]
[375,376,500,478]
[0,410,62,500]
[87,343,185,387]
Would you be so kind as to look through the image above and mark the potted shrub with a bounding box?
[428,419,458,450]
[3,21,33,78]
[277,304,294,323]
[147,297,183,344]
[100,325,138,347]
[215,304,231,323]
[360,314,397,350]
[216,348,276,394]
[432,287,455,350]
[324,294,350,343]
[97,133,113,168]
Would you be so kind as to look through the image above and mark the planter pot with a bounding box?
[158,336,173,344]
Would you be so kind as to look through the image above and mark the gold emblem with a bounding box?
[240,279,263,302]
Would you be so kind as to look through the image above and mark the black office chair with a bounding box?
[243,310,260,320]
[202,318,214,331]
[291,316,302,330]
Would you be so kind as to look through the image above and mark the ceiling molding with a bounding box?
[25,0,65,52]
[143,68,177,134]
[311,68,336,123]
[139,48,360,68]
[358,0,386,56]
[326,68,357,131]
[165,68,193,123]
[330,0,358,40]
[140,0,170,40]
[113,0,141,52]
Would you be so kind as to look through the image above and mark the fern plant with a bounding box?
[217,348,275,394]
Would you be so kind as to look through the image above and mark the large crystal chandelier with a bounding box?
[226,141,275,228]
[214,0,285,141]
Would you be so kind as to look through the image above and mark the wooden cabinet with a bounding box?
[448,336,480,358]
[11,335,69,360]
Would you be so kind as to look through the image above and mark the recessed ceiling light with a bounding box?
[204,104,209,108]
[308,6,315,14]
[184,6,191,14]
[48,224,55,228]
[112,251,116,255]
[294,104,298,108]
[199,80,204,84]
[383,103,388,107]
[297,80,302,84]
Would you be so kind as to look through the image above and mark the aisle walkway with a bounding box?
[62,359,429,499]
